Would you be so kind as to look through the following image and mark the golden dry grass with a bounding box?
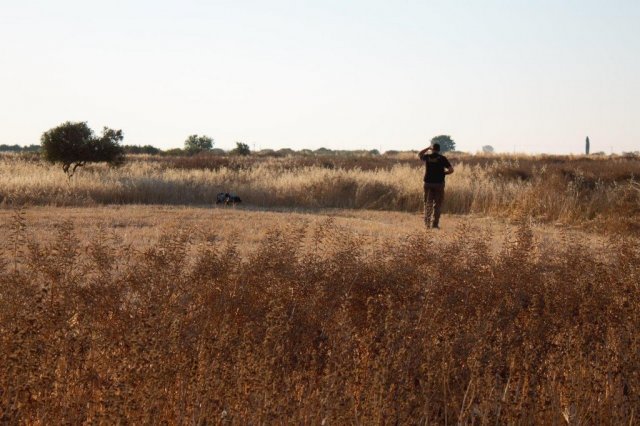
[1,205,638,423]
[1,153,639,234]
[1,152,639,422]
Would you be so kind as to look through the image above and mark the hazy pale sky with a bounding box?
[1,0,639,153]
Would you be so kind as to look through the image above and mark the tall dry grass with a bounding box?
[1,153,639,233]
[1,213,638,423]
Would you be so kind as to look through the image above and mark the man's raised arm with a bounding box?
[418,146,431,160]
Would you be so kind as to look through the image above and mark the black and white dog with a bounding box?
[216,192,242,206]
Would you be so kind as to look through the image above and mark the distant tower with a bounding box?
[585,136,590,155]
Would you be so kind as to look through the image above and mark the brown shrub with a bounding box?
[1,217,638,423]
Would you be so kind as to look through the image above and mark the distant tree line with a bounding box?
[7,121,473,179]
[3,140,433,159]
[119,144,387,157]
[123,145,161,155]
[0,144,41,152]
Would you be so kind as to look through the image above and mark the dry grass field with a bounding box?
[1,153,639,423]
[2,152,639,234]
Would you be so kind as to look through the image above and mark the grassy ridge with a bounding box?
[1,215,638,423]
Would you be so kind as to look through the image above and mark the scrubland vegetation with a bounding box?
[1,151,639,422]
[1,208,638,423]
[1,152,639,234]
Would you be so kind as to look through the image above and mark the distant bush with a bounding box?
[184,134,214,154]
[315,147,333,155]
[163,148,186,156]
[232,142,251,156]
[256,149,276,157]
[276,148,295,157]
[209,148,226,156]
[123,145,161,155]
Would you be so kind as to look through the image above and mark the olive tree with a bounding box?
[41,121,125,178]
[430,135,456,152]
[184,134,214,154]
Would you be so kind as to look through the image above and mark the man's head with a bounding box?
[432,143,441,152]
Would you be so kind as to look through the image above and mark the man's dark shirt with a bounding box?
[419,152,452,184]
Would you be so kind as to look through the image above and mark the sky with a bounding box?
[1,0,639,154]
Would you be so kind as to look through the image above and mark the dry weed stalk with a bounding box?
[1,215,639,423]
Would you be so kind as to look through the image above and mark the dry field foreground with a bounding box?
[0,205,609,254]
[1,205,639,423]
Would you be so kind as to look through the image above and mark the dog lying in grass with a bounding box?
[216,192,242,206]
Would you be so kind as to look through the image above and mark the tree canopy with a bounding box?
[430,135,456,152]
[184,135,214,153]
[41,121,125,177]
[232,142,251,156]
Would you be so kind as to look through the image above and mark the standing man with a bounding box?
[418,143,454,229]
